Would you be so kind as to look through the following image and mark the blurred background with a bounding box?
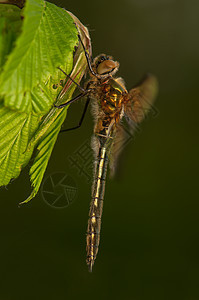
[0,0,199,299]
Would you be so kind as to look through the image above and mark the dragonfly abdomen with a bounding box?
[86,146,108,272]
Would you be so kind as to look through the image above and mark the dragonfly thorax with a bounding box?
[100,78,126,115]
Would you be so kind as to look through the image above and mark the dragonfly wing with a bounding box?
[124,74,158,126]
[109,124,131,177]
[109,74,158,177]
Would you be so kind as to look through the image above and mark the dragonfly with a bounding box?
[55,34,158,272]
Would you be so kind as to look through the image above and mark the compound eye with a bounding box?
[97,59,117,75]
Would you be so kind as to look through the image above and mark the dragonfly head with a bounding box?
[92,54,119,77]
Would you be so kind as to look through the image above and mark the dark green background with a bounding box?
[0,0,199,299]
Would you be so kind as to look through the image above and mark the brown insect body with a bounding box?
[85,55,131,271]
[56,48,158,271]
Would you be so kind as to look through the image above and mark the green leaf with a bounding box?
[20,43,89,204]
[0,5,22,70]
[0,0,78,113]
[0,102,41,185]
[0,0,91,203]
[20,108,67,204]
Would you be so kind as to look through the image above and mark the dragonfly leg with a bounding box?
[78,34,101,79]
[57,67,86,93]
[54,92,87,109]
[78,34,115,80]
[60,96,90,132]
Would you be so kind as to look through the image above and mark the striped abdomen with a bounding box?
[86,145,109,272]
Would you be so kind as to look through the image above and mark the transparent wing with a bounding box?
[124,74,158,126]
[109,124,133,177]
[109,74,158,177]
